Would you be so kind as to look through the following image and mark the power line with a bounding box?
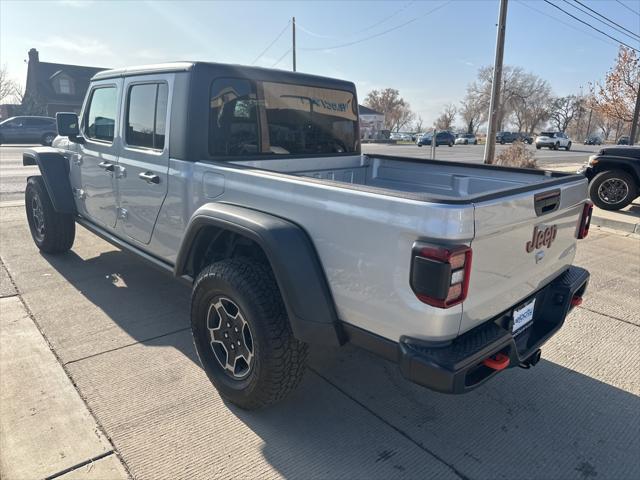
[515,0,620,48]
[271,48,292,68]
[299,0,452,52]
[615,0,640,16]
[251,20,291,65]
[296,1,417,40]
[570,0,640,41]
[541,0,639,52]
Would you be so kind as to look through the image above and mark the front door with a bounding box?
[116,77,170,244]
[77,81,122,228]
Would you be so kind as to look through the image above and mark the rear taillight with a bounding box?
[576,202,593,239]
[410,244,472,308]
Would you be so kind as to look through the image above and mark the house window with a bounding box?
[58,78,71,94]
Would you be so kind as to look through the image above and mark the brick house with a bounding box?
[21,48,107,116]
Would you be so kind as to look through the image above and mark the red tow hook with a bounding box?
[482,353,510,371]
[571,295,583,307]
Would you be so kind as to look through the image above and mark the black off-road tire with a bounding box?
[191,258,308,409]
[589,169,638,211]
[25,176,75,254]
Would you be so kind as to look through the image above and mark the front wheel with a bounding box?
[589,170,637,211]
[25,177,75,253]
[536,145,541,150]
[191,258,309,409]
[565,142,572,151]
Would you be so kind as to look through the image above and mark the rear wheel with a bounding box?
[191,258,308,409]
[25,177,75,253]
[589,170,637,211]
[553,142,559,150]
[448,141,453,147]
[536,145,541,150]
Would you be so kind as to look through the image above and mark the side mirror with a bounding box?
[56,112,80,135]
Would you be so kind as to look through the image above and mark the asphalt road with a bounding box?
[0,144,639,479]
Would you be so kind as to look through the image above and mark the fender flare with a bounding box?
[175,203,344,347]
[592,156,640,185]
[23,147,76,214]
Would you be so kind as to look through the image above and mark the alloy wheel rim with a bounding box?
[31,194,45,241]
[206,297,254,379]
[598,178,629,204]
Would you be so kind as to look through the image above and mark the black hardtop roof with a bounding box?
[91,61,356,91]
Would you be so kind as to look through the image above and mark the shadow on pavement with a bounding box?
[41,247,640,479]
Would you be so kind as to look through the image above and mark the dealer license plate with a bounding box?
[512,298,536,334]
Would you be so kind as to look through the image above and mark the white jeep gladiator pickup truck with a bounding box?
[23,62,591,409]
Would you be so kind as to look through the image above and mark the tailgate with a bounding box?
[461,176,588,334]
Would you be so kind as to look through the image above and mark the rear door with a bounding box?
[77,80,122,228]
[461,178,588,333]
[116,76,170,244]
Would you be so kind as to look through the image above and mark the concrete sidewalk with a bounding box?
[0,263,128,480]
[591,202,640,234]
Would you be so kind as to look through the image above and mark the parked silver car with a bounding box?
[455,133,477,145]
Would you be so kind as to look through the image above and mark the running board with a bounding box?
[75,217,193,285]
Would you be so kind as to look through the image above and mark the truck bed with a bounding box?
[231,153,576,203]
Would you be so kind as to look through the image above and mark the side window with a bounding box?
[125,82,168,150]
[209,78,259,156]
[85,87,117,142]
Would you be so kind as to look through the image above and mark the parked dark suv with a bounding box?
[0,116,57,146]
[496,131,533,144]
[417,131,455,147]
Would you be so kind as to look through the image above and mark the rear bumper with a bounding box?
[397,266,589,393]
[536,141,556,147]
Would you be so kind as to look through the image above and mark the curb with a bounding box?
[591,215,640,234]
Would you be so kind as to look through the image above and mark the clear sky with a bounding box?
[1,0,639,125]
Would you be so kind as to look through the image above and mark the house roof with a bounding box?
[32,61,107,104]
[358,104,384,116]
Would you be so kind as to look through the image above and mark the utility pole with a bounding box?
[292,16,297,72]
[483,0,508,164]
[585,108,593,138]
[629,81,640,145]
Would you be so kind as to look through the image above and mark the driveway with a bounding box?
[0,144,639,479]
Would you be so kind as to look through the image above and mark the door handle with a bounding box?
[98,161,115,172]
[138,171,160,184]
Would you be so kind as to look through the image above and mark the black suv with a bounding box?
[496,131,533,144]
[0,116,57,146]
[578,146,640,210]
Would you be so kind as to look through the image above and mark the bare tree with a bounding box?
[550,95,580,132]
[364,88,415,132]
[510,74,553,134]
[467,66,553,133]
[413,115,424,133]
[434,103,457,131]
[0,66,19,104]
[460,90,485,134]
